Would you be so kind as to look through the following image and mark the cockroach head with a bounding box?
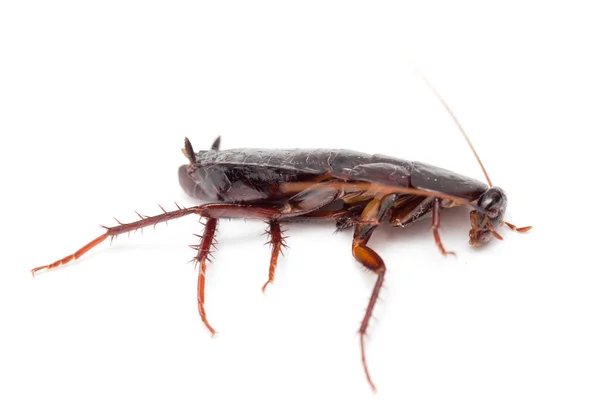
[469,186,507,247]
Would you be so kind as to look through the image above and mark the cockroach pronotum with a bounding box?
[31,76,531,392]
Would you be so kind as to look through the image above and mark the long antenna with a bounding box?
[416,70,493,188]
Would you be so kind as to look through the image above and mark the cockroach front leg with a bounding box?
[432,198,456,256]
[352,193,398,392]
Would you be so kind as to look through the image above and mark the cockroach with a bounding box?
[31,78,531,392]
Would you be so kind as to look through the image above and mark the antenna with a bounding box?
[416,70,493,188]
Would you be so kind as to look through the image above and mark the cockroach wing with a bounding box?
[346,163,412,188]
[411,161,488,201]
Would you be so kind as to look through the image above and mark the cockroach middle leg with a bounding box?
[432,198,456,256]
[193,217,219,335]
[262,220,288,293]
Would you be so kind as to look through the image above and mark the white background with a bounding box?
[1,1,598,415]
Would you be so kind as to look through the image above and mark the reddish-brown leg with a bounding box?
[31,199,342,276]
[32,204,286,277]
[31,198,346,335]
[353,240,385,393]
[262,220,287,293]
[193,218,219,335]
[352,193,397,392]
[31,205,202,275]
[432,198,456,256]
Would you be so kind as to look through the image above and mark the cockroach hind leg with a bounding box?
[31,205,202,277]
[31,234,110,276]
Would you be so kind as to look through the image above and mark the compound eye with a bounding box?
[478,187,506,212]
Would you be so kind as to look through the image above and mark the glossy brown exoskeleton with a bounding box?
[32,82,531,392]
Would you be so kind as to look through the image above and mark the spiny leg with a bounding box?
[258,184,341,292]
[352,193,397,392]
[193,218,219,335]
[197,189,340,294]
[432,198,456,256]
[32,191,353,277]
[262,220,288,293]
[32,198,351,337]
[29,203,290,275]
[31,205,201,275]
[32,196,354,337]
